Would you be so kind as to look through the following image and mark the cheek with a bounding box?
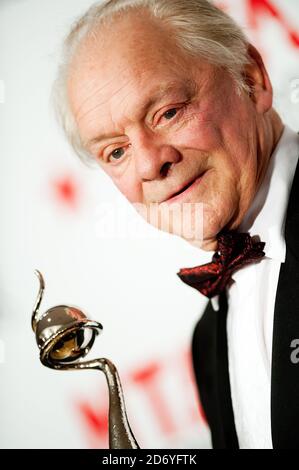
[181,87,253,155]
[175,110,224,153]
[184,104,255,181]
[106,166,143,203]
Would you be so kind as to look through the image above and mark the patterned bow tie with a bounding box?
[177,231,266,298]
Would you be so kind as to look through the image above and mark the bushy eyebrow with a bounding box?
[84,79,198,150]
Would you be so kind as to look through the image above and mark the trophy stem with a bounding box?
[49,357,139,449]
[99,358,140,450]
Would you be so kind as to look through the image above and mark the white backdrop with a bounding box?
[0,0,298,449]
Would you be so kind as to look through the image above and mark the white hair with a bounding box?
[52,0,251,164]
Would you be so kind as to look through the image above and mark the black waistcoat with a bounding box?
[192,157,299,449]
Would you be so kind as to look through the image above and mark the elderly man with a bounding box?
[53,0,299,449]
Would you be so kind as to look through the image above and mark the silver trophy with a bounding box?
[31,270,139,449]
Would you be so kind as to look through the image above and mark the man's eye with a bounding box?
[163,108,178,120]
[109,148,125,161]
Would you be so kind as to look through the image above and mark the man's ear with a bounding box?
[242,44,273,114]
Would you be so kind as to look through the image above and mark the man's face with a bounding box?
[68,13,261,250]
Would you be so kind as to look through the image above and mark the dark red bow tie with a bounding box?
[177,231,266,298]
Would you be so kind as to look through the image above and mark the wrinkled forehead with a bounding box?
[66,11,209,140]
[68,14,190,99]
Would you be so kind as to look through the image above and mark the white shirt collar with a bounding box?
[211,125,299,312]
[239,125,299,263]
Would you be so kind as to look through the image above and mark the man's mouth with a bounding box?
[162,172,206,204]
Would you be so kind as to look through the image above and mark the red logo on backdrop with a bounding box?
[74,348,206,448]
[246,0,299,47]
[51,174,80,210]
[216,0,299,49]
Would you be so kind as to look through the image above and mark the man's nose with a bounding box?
[134,136,182,182]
